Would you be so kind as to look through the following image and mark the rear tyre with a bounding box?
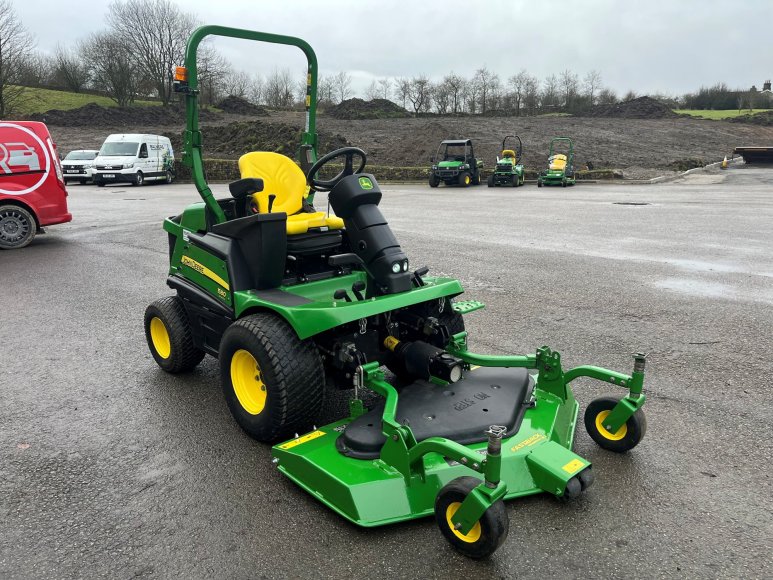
[165,170,173,184]
[144,296,205,373]
[429,174,439,188]
[537,179,543,188]
[487,174,494,187]
[219,312,325,442]
[0,205,36,250]
[435,476,509,559]
[134,171,144,186]
[584,396,647,453]
[458,172,471,187]
[472,172,480,185]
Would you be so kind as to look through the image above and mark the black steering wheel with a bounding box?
[306,147,367,191]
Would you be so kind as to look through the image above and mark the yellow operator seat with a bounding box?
[238,152,344,235]
[501,149,517,160]
[548,154,567,171]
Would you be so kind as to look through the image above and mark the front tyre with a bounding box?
[0,205,36,250]
[487,174,494,187]
[144,296,205,373]
[429,174,439,188]
[134,171,144,186]
[219,313,325,442]
[435,476,509,559]
[584,396,647,453]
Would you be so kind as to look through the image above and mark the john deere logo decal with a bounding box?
[359,176,373,190]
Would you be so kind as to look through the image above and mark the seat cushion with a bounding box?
[336,367,534,459]
[286,212,344,235]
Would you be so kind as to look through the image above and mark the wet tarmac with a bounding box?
[2,166,771,578]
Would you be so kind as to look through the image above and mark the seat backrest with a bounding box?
[238,152,307,215]
[549,153,567,170]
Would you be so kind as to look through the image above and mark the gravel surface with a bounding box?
[1,166,772,578]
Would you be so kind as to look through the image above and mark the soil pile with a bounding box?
[326,98,409,120]
[164,120,349,159]
[583,96,678,119]
[728,110,773,126]
[216,95,268,116]
[27,102,221,127]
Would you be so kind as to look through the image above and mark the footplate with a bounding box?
[452,300,485,314]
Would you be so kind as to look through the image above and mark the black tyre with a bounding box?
[0,205,36,250]
[537,179,543,188]
[562,179,567,187]
[429,174,439,188]
[510,175,518,187]
[144,296,205,373]
[165,170,173,184]
[458,172,472,187]
[80,179,87,185]
[472,171,480,185]
[96,181,105,187]
[219,312,325,442]
[487,174,494,187]
[134,171,144,186]
[435,476,509,559]
[584,396,647,453]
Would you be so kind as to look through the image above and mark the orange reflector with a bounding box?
[174,66,188,82]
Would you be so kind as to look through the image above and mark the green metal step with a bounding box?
[452,300,485,314]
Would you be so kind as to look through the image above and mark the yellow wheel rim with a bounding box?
[445,502,481,543]
[149,317,171,359]
[595,410,628,441]
[465,176,471,185]
[231,349,267,415]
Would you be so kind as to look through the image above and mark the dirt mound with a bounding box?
[727,110,773,126]
[326,98,409,120]
[216,95,268,116]
[163,120,349,159]
[26,102,221,127]
[583,96,678,119]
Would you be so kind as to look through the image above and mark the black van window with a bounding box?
[139,143,148,158]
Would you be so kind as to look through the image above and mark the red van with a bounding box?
[0,121,71,249]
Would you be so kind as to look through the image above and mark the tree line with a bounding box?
[0,0,766,118]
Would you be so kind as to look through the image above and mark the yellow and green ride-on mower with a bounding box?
[144,26,649,560]
[537,137,576,187]
[488,135,525,187]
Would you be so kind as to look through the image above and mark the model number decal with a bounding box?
[510,433,547,452]
[181,255,230,290]
[277,430,325,450]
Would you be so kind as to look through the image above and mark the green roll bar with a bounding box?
[177,25,320,224]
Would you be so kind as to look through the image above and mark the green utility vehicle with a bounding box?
[538,137,576,187]
[429,139,483,187]
[144,26,648,560]
[488,135,525,187]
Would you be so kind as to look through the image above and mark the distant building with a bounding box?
[759,80,772,107]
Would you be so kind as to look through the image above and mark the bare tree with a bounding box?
[473,66,498,114]
[523,75,540,115]
[332,71,352,103]
[81,32,139,106]
[364,80,379,101]
[224,70,252,98]
[508,70,529,116]
[377,78,392,100]
[559,69,579,111]
[108,0,197,105]
[596,87,618,105]
[444,73,466,114]
[15,51,53,88]
[432,80,451,114]
[393,77,410,110]
[248,74,264,105]
[0,0,35,116]
[317,74,334,106]
[197,43,230,105]
[407,75,431,114]
[540,74,559,111]
[52,44,90,92]
[583,70,602,106]
[622,90,637,102]
[264,68,294,108]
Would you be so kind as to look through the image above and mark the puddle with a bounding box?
[654,278,731,299]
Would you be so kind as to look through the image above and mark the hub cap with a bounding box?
[149,317,171,359]
[595,410,627,440]
[0,209,31,244]
[231,349,267,415]
[445,502,481,543]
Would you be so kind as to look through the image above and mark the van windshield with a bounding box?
[99,142,139,156]
[65,151,98,160]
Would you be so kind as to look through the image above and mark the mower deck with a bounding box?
[272,376,586,527]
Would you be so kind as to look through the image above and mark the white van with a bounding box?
[93,134,174,187]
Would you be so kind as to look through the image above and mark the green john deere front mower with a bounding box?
[144,25,649,560]
[538,137,576,187]
[428,139,483,187]
[488,135,525,187]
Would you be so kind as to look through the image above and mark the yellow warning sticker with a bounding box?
[562,458,586,474]
[278,430,325,450]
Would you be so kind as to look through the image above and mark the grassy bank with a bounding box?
[675,108,771,120]
[12,86,160,115]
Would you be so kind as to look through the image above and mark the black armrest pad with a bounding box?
[229,178,264,199]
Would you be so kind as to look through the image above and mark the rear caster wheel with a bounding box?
[144,296,205,373]
[219,312,325,442]
[559,467,594,502]
[435,476,509,559]
[585,396,647,453]
[537,179,543,188]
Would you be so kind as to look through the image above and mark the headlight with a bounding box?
[84,164,93,169]
[402,260,409,272]
[391,262,401,274]
[432,165,437,170]
[125,163,134,169]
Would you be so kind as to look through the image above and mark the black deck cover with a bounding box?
[336,367,534,459]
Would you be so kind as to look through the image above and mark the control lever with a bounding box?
[328,253,365,268]
[412,266,429,287]
[267,194,276,213]
[351,281,366,301]
[333,289,352,303]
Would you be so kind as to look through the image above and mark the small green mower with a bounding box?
[537,137,576,187]
[488,135,525,187]
[145,26,649,560]
[429,139,483,187]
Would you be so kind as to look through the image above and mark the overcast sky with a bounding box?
[15,0,771,97]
